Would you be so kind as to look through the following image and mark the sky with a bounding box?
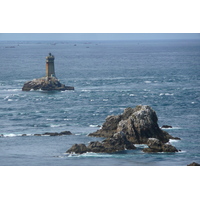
[0,33,200,41]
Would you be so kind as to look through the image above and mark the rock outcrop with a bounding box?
[89,105,180,144]
[22,77,74,91]
[66,132,136,154]
[34,131,73,136]
[143,138,178,153]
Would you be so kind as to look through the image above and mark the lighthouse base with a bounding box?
[22,77,74,91]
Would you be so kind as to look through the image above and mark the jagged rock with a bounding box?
[89,105,180,144]
[187,162,200,166]
[143,138,178,153]
[66,131,136,154]
[161,125,172,129]
[22,77,74,91]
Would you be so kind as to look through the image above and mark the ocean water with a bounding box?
[0,39,200,166]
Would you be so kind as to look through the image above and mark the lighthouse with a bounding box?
[22,53,74,91]
[46,53,56,78]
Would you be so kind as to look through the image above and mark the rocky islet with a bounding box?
[67,105,181,154]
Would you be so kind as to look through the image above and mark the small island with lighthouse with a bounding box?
[22,53,74,91]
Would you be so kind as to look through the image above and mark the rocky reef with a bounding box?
[66,132,136,154]
[88,105,180,144]
[22,77,74,91]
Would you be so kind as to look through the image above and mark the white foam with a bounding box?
[160,126,182,130]
[3,133,18,137]
[50,124,65,128]
[89,125,100,128]
[144,81,151,83]
[165,93,174,96]
[169,139,180,143]
[159,93,174,96]
[81,89,91,92]
[178,150,186,153]
[6,89,21,92]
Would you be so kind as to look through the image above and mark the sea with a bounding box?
[0,39,200,166]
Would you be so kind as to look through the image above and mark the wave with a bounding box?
[89,124,101,128]
[1,133,33,137]
[161,126,182,130]
[169,139,180,143]
[159,93,174,96]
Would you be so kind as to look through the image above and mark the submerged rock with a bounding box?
[22,77,74,91]
[89,105,180,144]
[143,138,178,153]
[66,131,136,154]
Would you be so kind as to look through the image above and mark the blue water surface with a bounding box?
[0,39,199,165]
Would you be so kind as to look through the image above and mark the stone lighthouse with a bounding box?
[22,53,74,91]
[46,53,56,78]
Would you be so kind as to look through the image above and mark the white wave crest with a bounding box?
[89,124,100,128]
[50,124,66,128]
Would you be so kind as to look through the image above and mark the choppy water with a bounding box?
[0,39,200,165]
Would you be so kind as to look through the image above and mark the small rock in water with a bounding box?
[187,162,200,166]
[161,125,172,129]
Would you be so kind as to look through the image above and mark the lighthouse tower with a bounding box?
[46,53,56,78]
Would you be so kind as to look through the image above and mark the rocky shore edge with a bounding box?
[66,105,181,154]
[22,77,74,91]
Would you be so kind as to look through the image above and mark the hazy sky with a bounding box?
[0,33,199,41]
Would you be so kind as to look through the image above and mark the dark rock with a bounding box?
[59,131,73,135]
[34,134,42,136]
[143,138,178,153]
[66,144,88,154]
[187,162,200,166]
[43,132,60,136]
[89,105,179,144]
[161,125,172,129]
[22,134,27,136]
[43,131,72,136]
[34,131,73,137]
[22,77,74,91]
[66,131,136,154]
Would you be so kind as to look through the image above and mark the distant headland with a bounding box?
[22,53,74,91]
